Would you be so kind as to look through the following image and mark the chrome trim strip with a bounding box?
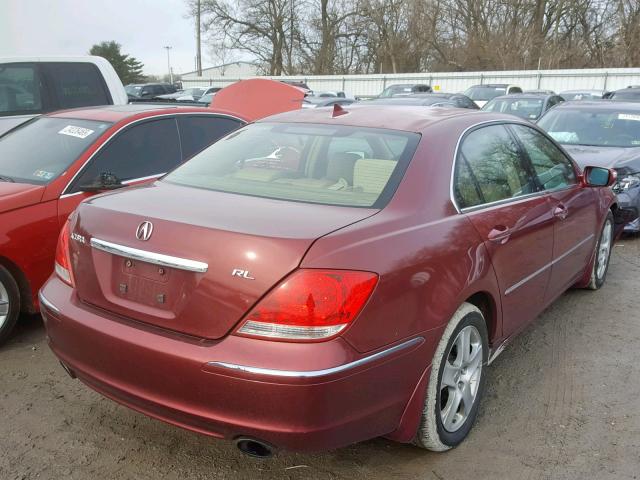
[61,112,244,196]
[90,238,208,273]
[504,233,595,295]
[206,337,424,379]
[38,291,60,315]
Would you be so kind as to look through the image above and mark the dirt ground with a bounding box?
[1,237,639,480]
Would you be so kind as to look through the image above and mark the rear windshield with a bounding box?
[611,90,640,101]
[483,98,544,120]
[0,117,111,184]
[164,122,420,208]
[464,86,507,101]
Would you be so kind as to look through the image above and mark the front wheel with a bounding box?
[0,265,20,346]
[587,212,614,290]
[414,303,488,451]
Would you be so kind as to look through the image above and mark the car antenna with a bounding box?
[332,103,348,117]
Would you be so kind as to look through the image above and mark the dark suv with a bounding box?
[125,83,177,101]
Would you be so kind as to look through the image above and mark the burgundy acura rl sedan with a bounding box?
[39,105,617,456]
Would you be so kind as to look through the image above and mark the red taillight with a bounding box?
[236,269,378,341]
[54,220,74,287]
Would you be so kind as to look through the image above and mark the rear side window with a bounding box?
[70,118,181,192]
[46,62,110,109]
[454,124,536,208]
[0,63,43,115]
[510,124,577,191]
[177,115,244,160]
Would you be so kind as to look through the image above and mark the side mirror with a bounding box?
[583,166,617,187]
[78,172,124,192]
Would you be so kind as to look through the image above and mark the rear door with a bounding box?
[58,117,182,224]
[509,124,597,298]
[453,123,555,338]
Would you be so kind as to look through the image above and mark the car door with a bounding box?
[176,115,245,160]
[57,117,182,224]
[509,124,597,299]
[453,123,555,338]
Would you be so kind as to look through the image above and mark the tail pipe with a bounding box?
[235,438,274,458]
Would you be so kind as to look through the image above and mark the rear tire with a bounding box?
[414,303,488,451]
[587,212,614,290]
[0,265,20,346]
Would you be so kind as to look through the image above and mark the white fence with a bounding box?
[181,68,640,97]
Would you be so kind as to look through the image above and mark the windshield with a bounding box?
[538,109,640,148]
[125,85,142,96]
[0,117,111,184]
[464,86,507,101]
[164,122,420,208]
[483,98,544,120]
[379,85,428,98]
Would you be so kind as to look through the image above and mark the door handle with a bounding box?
[487,225,512,244]
[553,204,569,220]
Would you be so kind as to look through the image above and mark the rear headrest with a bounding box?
[327,152,359,184]
[353,159,397,194]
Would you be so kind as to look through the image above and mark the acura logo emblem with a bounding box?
[135,221,153,241]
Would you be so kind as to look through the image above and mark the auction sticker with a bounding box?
[618,113,640,122]
[58,125,95,139]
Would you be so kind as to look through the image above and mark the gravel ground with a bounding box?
[1,236,639,480]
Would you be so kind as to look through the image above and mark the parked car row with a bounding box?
[0,64,637,457]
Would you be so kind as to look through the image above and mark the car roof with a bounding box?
[549,100,640,111]
[45,104,244,123]
[259,104,509,134]
[490,94,550,101]
[468,84,511,88]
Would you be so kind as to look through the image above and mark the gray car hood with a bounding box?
[563,145,640,174]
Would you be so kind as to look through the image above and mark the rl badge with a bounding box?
[135,221,153,241]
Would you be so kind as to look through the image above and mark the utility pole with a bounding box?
[164,46,173,84]
[196,0,202,76]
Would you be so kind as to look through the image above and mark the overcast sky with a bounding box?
[0,0,206,76]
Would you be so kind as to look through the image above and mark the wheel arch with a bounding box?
[465,291,499,344]
[0,256,34,314]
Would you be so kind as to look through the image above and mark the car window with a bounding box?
[510,124,577,191]
[70,118,181,193]
[46,62,110,109]
[164,122,420,208]
[177,115,244,160]
[0,63,43,115]
[454,124,536,208]
[538,108,640,147]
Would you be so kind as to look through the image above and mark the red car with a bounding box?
[0,104,249,344]
[40,106,617,455]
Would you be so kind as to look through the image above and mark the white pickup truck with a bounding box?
[0,56,127,135]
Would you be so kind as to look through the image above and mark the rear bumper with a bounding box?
[40,277,431,452]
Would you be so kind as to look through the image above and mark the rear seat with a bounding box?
[353,159,397,194]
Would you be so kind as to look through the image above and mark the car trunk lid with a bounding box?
[69,182,376,339]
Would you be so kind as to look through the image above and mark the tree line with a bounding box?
[188,0,640,76]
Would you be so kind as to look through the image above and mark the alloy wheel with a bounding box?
[596,220,613,280]
[0,280,9,329]
[439,325,483,432]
